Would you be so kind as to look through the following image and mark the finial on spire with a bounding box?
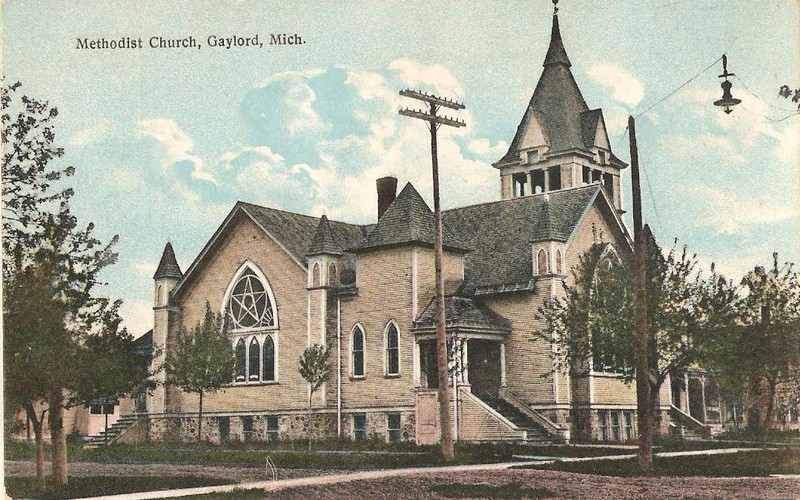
[553,0,559,15]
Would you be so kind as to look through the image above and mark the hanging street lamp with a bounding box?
[714,54,742,114]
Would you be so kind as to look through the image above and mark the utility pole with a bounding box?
[629,115,653,472]
[399,89,465,461]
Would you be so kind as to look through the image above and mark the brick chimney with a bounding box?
[376,176,398,220]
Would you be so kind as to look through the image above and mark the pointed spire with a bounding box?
[544,12,571,67]
[153,242,183,280]
[532,194,557,241]
[307,214,343,256]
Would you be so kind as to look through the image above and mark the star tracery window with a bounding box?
[227,269,275,329]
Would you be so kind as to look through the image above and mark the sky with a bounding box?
[3,0,799,335]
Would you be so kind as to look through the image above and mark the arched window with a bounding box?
[386,323,400,376]
[556,249,563,274]
[351,326,365,377]
[226,267,276,330]
[537,249,549,275]
[156,285,164,305]
[248,337,260,381]
[312,262,321,287]
[235,339,246,382]
[328,262,338,286]
[263,336,275,381]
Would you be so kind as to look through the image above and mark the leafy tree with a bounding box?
[165,302,235,442]
[535,227,734,446]
[2,80,120,489]
[299,344,331,448]
[704,254,800,432]
[72,326,155,440]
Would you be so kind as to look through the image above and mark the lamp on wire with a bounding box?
[713,54,741,114]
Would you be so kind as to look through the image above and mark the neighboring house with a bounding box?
[143,11,680,445]
[10,331,153,442]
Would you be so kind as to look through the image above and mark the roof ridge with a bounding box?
[444,184,601,213]
[237,200,365,230]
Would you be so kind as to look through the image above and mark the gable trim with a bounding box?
[172,203,307,299]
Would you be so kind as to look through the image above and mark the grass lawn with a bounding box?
[5,440,636,470]
[4,475,234,500]
[519,448,800,477]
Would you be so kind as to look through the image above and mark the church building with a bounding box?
[143,10,687,445]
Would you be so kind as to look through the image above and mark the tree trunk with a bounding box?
[308,389,313,451]
[48,389,68,487]
[762,377,778,431]
[197,389,203,443]
[24,404,45,491]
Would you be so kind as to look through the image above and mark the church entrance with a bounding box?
[467,340,502,399]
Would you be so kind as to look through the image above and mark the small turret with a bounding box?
[154,242,182,307]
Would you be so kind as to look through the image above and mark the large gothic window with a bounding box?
[227,268,275,330]
[225,264,279,385]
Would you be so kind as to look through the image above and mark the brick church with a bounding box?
[142,10,720,445]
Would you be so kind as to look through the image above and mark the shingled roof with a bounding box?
[497,13,626,167]
[240,202,365,263]
[443,185,601,288]
[351,183,467,253]
[413,296,512,335]
[307,215,344,256]
[153,242,183,279]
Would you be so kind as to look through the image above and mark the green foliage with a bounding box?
[2,80,123,488]
[702,254,800,429]
[165,302,235,395]
[299,343,331,396]
[72,328,154,408]
[535,228,727,391]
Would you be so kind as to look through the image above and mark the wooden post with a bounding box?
[399,90,465,462]
[629,115,653,472]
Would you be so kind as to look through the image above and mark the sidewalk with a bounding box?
[75,447,772,500]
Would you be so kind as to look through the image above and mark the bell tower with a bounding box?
[493,2,627,210]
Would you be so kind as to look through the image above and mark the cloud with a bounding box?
[687,185,798,235]
[70,119,120,147]
[137,118,214,183]
[587,63,644,108]
[120,299,153,334]
[389,58,464,98]
[468,138,509,159]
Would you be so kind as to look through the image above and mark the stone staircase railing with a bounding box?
[669,405,712,439]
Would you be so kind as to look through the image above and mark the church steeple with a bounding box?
[493,2,626,210]
[543,11,571,68]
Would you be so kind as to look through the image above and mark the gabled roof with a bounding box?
[171,202,365,298]
[153,242,182,280]
[413,296,512,335]
[351,183,467,253]
[240,202,364,263]
[443,185,606,288]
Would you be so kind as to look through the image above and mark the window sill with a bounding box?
[385,373,401,379]
[590,371,626,378]
[350,375,366,381]
[226,381,280,387]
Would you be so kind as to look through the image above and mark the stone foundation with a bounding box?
[145,410,415,444]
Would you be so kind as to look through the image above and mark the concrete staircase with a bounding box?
[481,397,555,442]
[669,405,712,440]
[82,414,138,448]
